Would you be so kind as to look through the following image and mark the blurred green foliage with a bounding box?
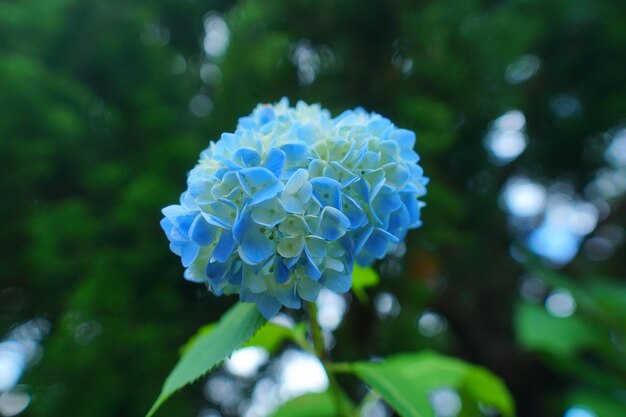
[1,0,625,416]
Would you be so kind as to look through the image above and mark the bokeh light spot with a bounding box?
[203,14,230,57]
[417,311,447,337]
[374,292,401,320]
[564,406,598,417]
[0,388,31,417]
[225,347,269,378]
[429,387,462,417]
[316,288,347,331]
[502,177,546,217]
[505,54,541,84]
[545,289,576,318]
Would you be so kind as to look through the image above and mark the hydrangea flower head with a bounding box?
[161,99,428,318]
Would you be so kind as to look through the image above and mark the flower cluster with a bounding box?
[161,99,428,318]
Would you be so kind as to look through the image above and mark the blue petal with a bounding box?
[188,180,211,199]
[239,285,255,302]
[162,205,197,236]
[324,162,358,186]
[180,190,198,208]
[168,223,188,242]
[263,148,286,177]
[353,226,374,254]
[181,243,200,267]
[375,186,403,211]
[297,277,322,302]
[251,198,286,227]
[229,265,243,286]
[237,116,255,129]
[363,228,393,258]
[378,227,401,243]
[283,254,301,268]
[258,106,275,125]
[355,251,376,267]
[239,234,274,265]
[279,215,310,236]
[206,259,230,283]
[259,120,278,134]
[304,235,327,258]
[365,170,386,201]
[391,128,419,162]
[310,177,342,209]
[237,167,284,206]
[162,204,185,219]
[189,215,217,245]
[303,207,321,227]
[281,169,312,214]
[343,143,368,167]
[341,194,367,229]
[301,249,322,280]
[371,186,402,226]
[333,109,357,125]
[367,117,392,135]
[211,171,240,199]
[329,235,354,260]
[344,178,370,201]
[387,204,410,240]
[169,242,183,256]
[213,168,228,180]
[213,230,236,262]
[218,132,243,153]
[204,199,238,228]
[379,140,399,158]
[308,159,326,178]
[325,257,345,273]
[361,151,381,169]
[391,128,416,149]
[233,211,275,265]
[160,218,176,241]
[243,271,268,293]
[277,235,305,258]
[400,192,422,227]
[274,257,290,284]
[232,148,262,168]
[255,294,283,319]
[384,164,410,188]
[295,124,317,142]
[184,259,209,283]
[281,194,310,214]
[276,288,301,309]
[323,270,352,293]
[318,206,350,241]
[280,143,308,161]
[280,143,309,178]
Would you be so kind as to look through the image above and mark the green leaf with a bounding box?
[245,322,298,353]
[181,321,296,356]
[147,302,266,417]
[565,389,626,417]
[270,392,338,417]
[352,265,379,303]
[586,277,626,321]
[514,303,602,357]
[530,269,605,316]
[348,351,514,417]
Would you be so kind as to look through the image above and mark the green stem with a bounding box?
[307,301,326,358]
[306,302,353,417]
[325,362,353,373]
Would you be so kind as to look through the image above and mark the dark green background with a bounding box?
[1,0,625,416]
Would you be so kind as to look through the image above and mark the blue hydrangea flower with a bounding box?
[161,98,428,318]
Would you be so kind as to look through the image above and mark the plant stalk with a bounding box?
[306,302,353,417]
